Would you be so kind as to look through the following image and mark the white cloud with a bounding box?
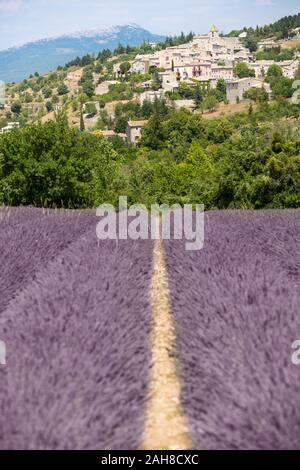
[0,0,24,13]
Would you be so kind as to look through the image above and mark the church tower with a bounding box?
[209,25,219,38]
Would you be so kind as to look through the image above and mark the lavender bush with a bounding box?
[0,208,153,450]
[164,210,300,450]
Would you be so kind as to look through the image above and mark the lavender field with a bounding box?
[164,210,300,450]
[0,207,153,450]
[0,207,300,450]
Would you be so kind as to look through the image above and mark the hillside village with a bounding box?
[0,14,299,211]
[0,22,300,144]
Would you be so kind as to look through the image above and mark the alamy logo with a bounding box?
[96,197,204,251]
[291,340,300,366]
[0,340,6,366]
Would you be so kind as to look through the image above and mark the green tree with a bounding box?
[194,85,203,107]
[245,37,258,52]
[85,102,97,116]
[42,86,52,99]
[46,101,53,113]
[57,83,69,96]
[243,87,269,102]
[82,80,95,98]
[11,101,22,114]
[80,110,85,132]
[266,64,283,81]
[23,93,33,103]
[186,141,213,173]
[202,95,218,113]
[234,62,255,78]
[271,77,293,99]
[119,62,131,75]
[216,79,227,98]
[95,63,103,74]
[114,116,128,133]
[0,113,123,208]
[140,112,165,150]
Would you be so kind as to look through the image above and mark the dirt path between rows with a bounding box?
[142,238,192,450]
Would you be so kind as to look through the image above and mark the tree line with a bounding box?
[0,101,299,210]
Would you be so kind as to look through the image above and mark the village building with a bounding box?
[126,120,148,145]
[211,65,234,80]
[173,61,234,82]
[293,27,300,39]
[280,59,299,79]
[0,122,20,134]
[139,89,164,104]
[249,59,299,79]
[257,38,278,49]
[131,59,150,74]
[249,60,277,78]
[159,72,179,92]
[226,77,271,104]
[129,25,251,92]
[191,26,251,61]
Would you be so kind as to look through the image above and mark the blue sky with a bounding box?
[0,0,299,50]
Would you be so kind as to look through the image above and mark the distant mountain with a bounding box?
[0,24,165,83]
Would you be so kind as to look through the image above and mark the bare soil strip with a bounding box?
[142,238,192,450]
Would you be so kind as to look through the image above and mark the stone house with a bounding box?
[211,65,234,80]
[257,38,277,49]
[139,90,164,104]
[250,59,299,79]
[280,59,299,79]
[126,120,148,145]
[159,72,179,92]
[226,77,271,104]
[131,59,150,74]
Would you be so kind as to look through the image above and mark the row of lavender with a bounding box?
[164,210,300,450]
[1,207,299,449]
[0,207,153,449]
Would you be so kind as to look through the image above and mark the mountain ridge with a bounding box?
[0,24,165,83]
